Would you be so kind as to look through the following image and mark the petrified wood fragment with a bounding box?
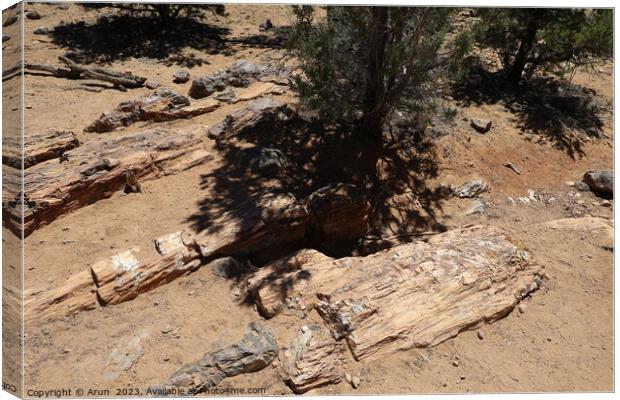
[157,322,277,394]
[250,225,544,360]
[279,324,344,394]
[84,88,218,133]
[10,128,211,236]
[193,192,308,260]
[3,129,80,168]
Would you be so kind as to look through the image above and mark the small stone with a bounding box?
[351,376,361,389]
[25,10,41,20]
[452,360,459,367]
[34,26,49,34]
[576,200,585,205]
[161,324,174,334]
[477,331,484,340]
[145,79,161,90]
[163,357,170,362]
[460,375,466,380]
[565,181,575,187]
[575,181,590,192]
[3,15,18,27]
[344,372,352,384]
[173,70,190,84]
[470,118,492,133]
[600,200,612,207]
[2,35,10,42]
[259,18,273,31]
[517,304,526,314]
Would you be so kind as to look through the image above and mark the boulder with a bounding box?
[209,256,251,279]
[279,325,344,394]
[173,70,190,84]
[159,322,277,394]
[470,118,492,133]
[236,147,287,177]
[583,170,613,195]
[305,183,370,244]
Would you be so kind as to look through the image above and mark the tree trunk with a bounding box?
[507,20,539,88]
[362,7,389,138]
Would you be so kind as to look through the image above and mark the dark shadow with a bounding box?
[49,14,231,66]
[452,65,610,159]
[185,109,447,268]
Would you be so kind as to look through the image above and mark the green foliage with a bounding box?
[473,8,613,86]
[287,6,458,137]
[82,3,226,24]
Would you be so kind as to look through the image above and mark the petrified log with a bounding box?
[9,128,211,236]
[24,270,97,323]
[156,322,277,395]
[583,170,613,195]
[84,88,219,133]
[208,98,291,141]
[194,192,308,260]
[279,324,344,394]
[305,183,370,244]
[188,59,274,99]
[3,129,80,168]
[3,57,146,89]
[92,234,200,305]
[250,225,544,360]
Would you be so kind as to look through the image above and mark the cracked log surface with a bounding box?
[193,192,309,260]
[8,128,212,236]
[3,129,80,168]
[279,324,344,394]
[156,322,277,395]
[250,225,544,360]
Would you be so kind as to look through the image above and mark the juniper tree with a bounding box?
[473,8,613,87]
[287,6,459,139]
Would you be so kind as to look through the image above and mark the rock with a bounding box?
[236,147,287,177]
[517,304,526,314]
[173,70,190,84]
[161,324,174,334]
[470,118,492,133]
[251,225,543,360]
[504,162,521,175]
[259,18,273,31]
[214,90,236,103]
[2,34,10,42]
[160,322,277,394]
[209,256,250,279]
[84,88,218,133]
[477,331,485,340]
[3,15,18,27]
[565,181,575,187]
[453,180,489,198]
[600,200,612,207]
[351,376,361,389]
[33,26,50,34]
[145,79,162,90]
[208,98,291,141]
[344,373,352,384]
[305,183,370,244]
[583,170,613,195]
[575,181,590,192]
[452,360,459,367]
[464,199,488,215]
[25,10,41,19]
[279,324,343,394]
[189,60,270,99]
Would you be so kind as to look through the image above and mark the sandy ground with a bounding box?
[1,3,614,395]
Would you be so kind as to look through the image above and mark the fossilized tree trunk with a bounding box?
[250,225,544,360]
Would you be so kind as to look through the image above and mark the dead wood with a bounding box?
[250,225,544,360]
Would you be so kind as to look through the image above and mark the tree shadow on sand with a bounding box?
[451,66,610,159]
[185,110,448,268]
[49,14,232,67]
